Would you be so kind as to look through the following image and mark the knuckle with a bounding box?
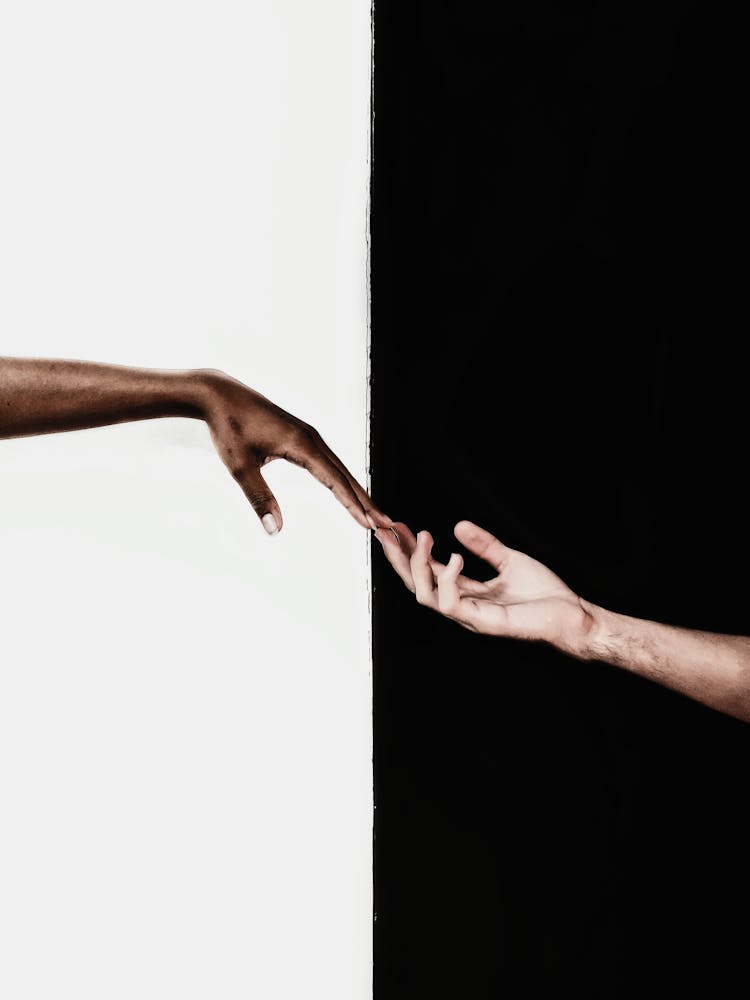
[244,487,273,509]
[229,462,248,481]
[287,425,313,452]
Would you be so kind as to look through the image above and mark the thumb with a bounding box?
[233,464,283,535]
[454,520,509,572]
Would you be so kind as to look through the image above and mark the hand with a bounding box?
[376,519,593,655]
[198,370,390,535]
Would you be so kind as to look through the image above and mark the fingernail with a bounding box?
[262,513,279,535]
[374,529,385,546]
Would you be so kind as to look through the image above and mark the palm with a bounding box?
[458,546,580,640]
[378,519,586,647]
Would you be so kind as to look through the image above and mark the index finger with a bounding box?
[315,434,392,529]
[287,439,373,529]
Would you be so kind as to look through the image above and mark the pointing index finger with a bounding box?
[315,434,392,529]
[287,438,372,528]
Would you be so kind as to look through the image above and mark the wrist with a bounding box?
[183,368,230,419]
[550,597,605,661]
[570,599,613,661]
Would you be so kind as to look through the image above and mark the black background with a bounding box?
[371,4,748,997]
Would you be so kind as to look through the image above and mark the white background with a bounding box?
[0,2,372,997]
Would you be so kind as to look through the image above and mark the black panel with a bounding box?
[372,4,749,997]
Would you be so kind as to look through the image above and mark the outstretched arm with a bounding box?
[376,520,750,723]
[0,357,389,535]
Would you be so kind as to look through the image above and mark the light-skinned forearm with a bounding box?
[574,600,750,723]
[0,357,210,438]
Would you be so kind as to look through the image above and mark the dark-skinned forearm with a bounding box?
[0,358,212,439]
